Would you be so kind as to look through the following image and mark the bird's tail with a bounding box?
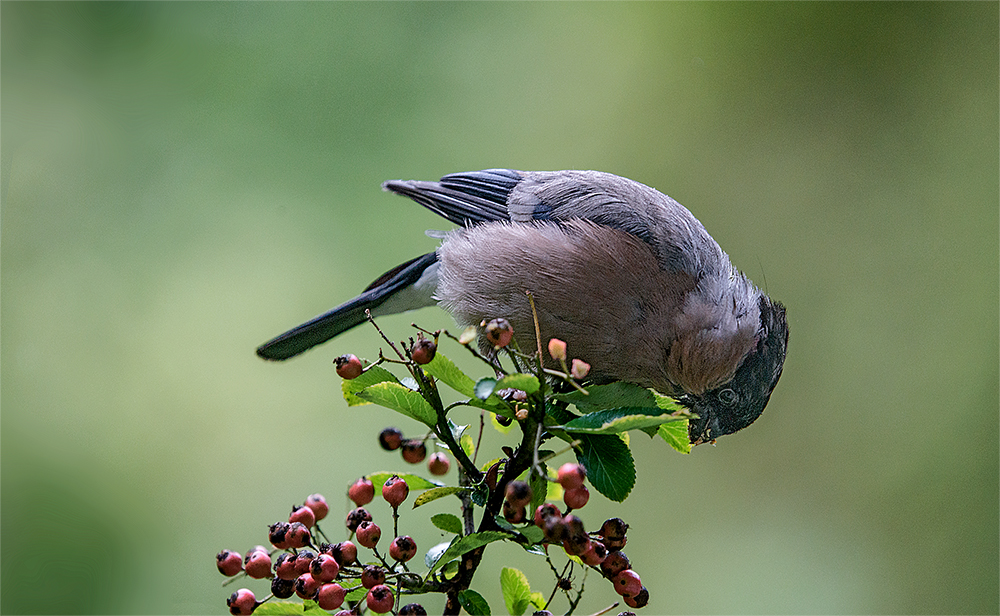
[256,252,440,361]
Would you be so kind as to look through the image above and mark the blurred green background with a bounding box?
[2,3,997,614]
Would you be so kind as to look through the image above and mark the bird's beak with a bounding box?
[687,402,720,445]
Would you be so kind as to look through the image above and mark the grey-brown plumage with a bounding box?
[257,169,789,443]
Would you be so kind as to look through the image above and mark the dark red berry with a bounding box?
[411,336,437,364]
[562,514,589,555]
[624,586,649,609]
[274,553,298,580]
[310,553,340,583]
[366,584,395,614]
[600,550,631,579]
[285,522,311,549]
[355,520,381,549]
[268,522,291,549]
[533,611,555,616]
[613,569,643,598]
[361,564,386,589]
[399,603,428,615]
[348,477,375,506]
[505,480,532,507]
[289,504,316,528]
[534,503,561,527]
[216,550,243,576]
[484,318,514,348]
[389,535,417,562]
[563,485,590,510]
[304,493,329,522]
[346,507,372,532]
[271,577,296,599]
[331,540,358,566]
[503,500,527,524]
[557,463,586,490]
[542,516,568,543]
[427,452,451,475]
[581,540,608,566]
[316,583,347,610]
[295,572,322,600]
[378,427,404,451]
[293,549,317,575]
[401,440,427,464]
[227,589,257,615]
[600,517,629,551]
[382,475,409,507]
[335,354,364,379]
[243,550,272,579]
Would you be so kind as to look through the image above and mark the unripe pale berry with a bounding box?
[361,564,386,589]
[304,493,329,522]
[243,550,272,579]
[613,569,643,598]
[345,507,372,532]
[570,358,590,379]
[389,535,417,562]
[382,475,409,507]
[273,553,297,580]
[411,336,437,364]
[294,572,322,600]
[271,577,296,599]
[289,504,316,528]
[378,427,403,451]
[624,586,649,609]
[505,480,532,507]
[548,338,567,361]
[399,603,428,615]
[355,520,381,549]
[216,550,243,576]
[310,553,340,582]
[534,503,561,527]
[483,318,514,347]
[366,584,395,614]
[268,522,291,549]
[427,452,450,475]
[335,354,363,379]
[348,477,375,506]
[285,522,311,549]
[227,588,257,616]
[600,550,631,579]
[563,485,590,510]
[316,583,347,611]
[401,440,427,464]
[557,463,586,490]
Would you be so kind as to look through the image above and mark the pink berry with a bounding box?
[304,493,329,522]
[293,550,317,575]
[484,318,514,348]
[564,485,590,510]
[382,475,409,508]
[613,569,643,598]
[346,507,372,532]
[335,354,363,379]
[411,336,437,365]
[534,503,561,527]
[310,553,340,582]
[268,522,290,549]
[557,463,586,490]
[349,477,375,506]
[243,550,272,579]
[273,553,297,580]
[289,504,316,528]
[366,584,395,614]
[361,564,386,589]
[503,500,527,524]
[624,586,649,609]
[401,440,427,464]
[355,520,381,549]
[294,572,322,600]
[216,550,243,576]
[227,589,257,615]
[548,338,567,361]
[580,540,608,566]
[332,540,357,566]
[316,583,347,611]
[600,550,631,579]
[284,522,311,549]
[378,427,403,451]
[389,535,417,562]
[427,452,451,475]
[570,358,590,379]
[505,480,532,507]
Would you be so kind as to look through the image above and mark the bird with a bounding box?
[256,169,789,444]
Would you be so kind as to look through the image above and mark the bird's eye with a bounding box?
[717,388,737,406]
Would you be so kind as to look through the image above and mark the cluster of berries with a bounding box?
[377,426,451,475]
[505,462,648,609]
[216,476,427,615]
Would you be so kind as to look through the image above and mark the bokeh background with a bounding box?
[2,3,997,614]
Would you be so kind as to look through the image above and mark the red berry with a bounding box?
[355,520,381,549]
[289,504,316,528]
[332,540,357,566]
[335,354,364,379]
[427,452,451,475]
[600,517,629,551]
[293,550,317,575]
[484,318,514,348]
[216,550,243,576]
[294,572,322,600]
[366,584,395,614]
[411,336,437,364]
[557,463,586,490]
[285,522,311,549]
[382,475,409,508]
[562,514,589,555]
[227,588,257,615]
[542,516,568,543]
[274,553,297,580]
[310,553,340,583]
[613,569,643,598]
[268,522,291,549]
[399,603,427,615]
[389,535,417,562]
[243,550,272,579]
[600,550,631,579]
[564,485,590,510]
[624,586,649,609]
[271,577,295,599]
[503,500,527,524]
[361,564,386,589]
[378,427,403,451]
[304,493,329,522]
[316,583,347,611]
[349,477,375,506]
[534,503,561,527]
[580,540,608,566]
[346,507,372,532]
[401,440,427,464]
[505,480,532,507]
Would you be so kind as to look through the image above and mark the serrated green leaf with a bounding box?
[552,381,657,413]
[658,419,692,454]
[652,390,687,412]
[341,364,400,406]
[518,524,544,545]
[431,513,464,535]
[500,567,532,616]
[458,589,492,615]
[354,381,437,426]
[425,539,455,569]
[428,531,509,573]
[529,592,547,610]
[254,601,326,615]
[474,377,498,400]
[366,472,442,492]
[460,433,475,459]
[345,585,368,602]
[422,352,477,397]
[494,373,540,394]
[575,432,636,502]
[561,407,683,434]
[413,486,470,508]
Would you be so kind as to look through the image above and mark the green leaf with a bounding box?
[658,419,692,454]
[425,539,454,569]
[528,465,548,513]
[529,592,547,610]
[500,567,533,616]
[474,377,498,400]
[552,382,657,413]
[422,352,477,396]
[254,601,326,615]
[341,364,400,406]
[413,486,471,508]
[431,513,464,535]
[354,381,437,426]
[561,407,683,434]
[458,589,492,616]
[345,585,368,602]
[575,432,636,502]
[653,390,687,412]
[518,524,544,545]
[494,373,540,394]
[428,531,509,573]
[460,433,475,460]
[366,472,442,492]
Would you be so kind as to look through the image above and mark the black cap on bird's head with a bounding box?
[688,296,789,445]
